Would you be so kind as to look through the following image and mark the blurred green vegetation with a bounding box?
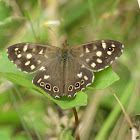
[0,0,139,140]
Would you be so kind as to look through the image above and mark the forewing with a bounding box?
[71,39,124,71]
[7,43,59,73]
[64,56,94,97]
[32,58,64,98]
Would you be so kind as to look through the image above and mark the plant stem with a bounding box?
[108,87,135,129]
[72,107,80,140]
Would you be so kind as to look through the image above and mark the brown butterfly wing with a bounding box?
[7,43,59,73]
[71,39,124,72]
[64,56,94,97]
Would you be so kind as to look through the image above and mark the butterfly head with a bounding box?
[61,40,70,58]
[62,40,69,49]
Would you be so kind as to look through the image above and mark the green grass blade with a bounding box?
[7,84,33,140]
[95,80,136,140]
[24,10,38,41]
[14,87,42,140]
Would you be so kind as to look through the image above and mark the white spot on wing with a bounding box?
[32,48,36,52]
[39,49,44,54]
[17,54,22,58]
[25,61,30,66]
[85,47,90,53]
[96,51,102,57]
[81,65,85,68]
[111,44,115,47]
[37,60,41,64]
[107,51,112,55]
[86,59,90,62]
[15,48,19,51]
[44,75,50,80]
[40,66,46,71]
[91,62,96,68]
[37,78,42,83]
[30,65,35,70]
[77,72,82,78]
[26,54,32,59]
[23,44,28,52]
[110,61,113,64]
[84,76,88,80]
[93,45,97,50]
[102,42,106,49]
[79,53,84,57]
[45,55,48,58]
[97,58,102,63]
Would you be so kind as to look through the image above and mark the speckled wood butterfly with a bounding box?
[7,39,124,98]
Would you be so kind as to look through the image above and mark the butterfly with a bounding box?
[7,39,124,98]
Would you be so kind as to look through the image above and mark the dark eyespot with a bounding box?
[68,85,73,91]
[75,82,80,88]
[45,83,51,89]
[17,50,21,54]
[108,47,113,51]
[54,87,58,91]
[81,80,84,85]
[53,86,59,92]
[40,82,45,86]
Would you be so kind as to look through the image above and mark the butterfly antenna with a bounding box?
[48,27,63,44]
[70,26,84,45]
[73,26,84,39]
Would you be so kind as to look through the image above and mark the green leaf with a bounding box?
[0,72,87,110]
[89,66,120,89]
[0,51,120,109]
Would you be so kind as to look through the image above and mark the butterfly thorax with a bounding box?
[61,40,70,59]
